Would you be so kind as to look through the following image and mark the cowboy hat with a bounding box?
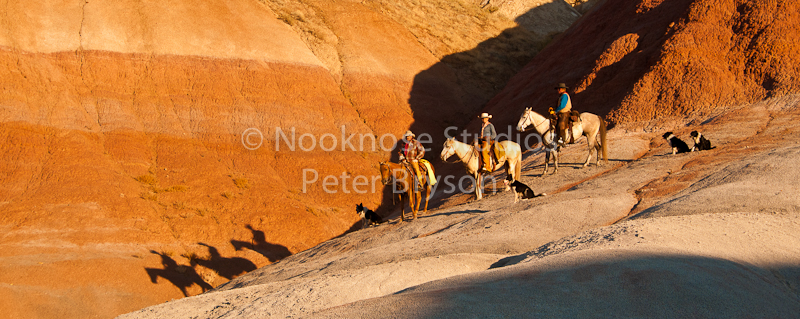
[554,83,568,89]
[403,130,415,138]
[478,113,493,119]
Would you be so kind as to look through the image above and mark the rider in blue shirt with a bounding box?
[553,83,572,145]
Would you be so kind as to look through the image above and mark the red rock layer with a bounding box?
[483,0,800,126]
[0,48,400,317]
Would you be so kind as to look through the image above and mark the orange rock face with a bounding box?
[483,0,800,127]
[0,0,580,317]
[0,49,384,317]
[6,0,798,316]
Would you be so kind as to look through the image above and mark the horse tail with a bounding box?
[600,116,608,163]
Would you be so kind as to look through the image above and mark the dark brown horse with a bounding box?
[379,161,433,221]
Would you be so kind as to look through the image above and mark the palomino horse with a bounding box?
[440,138,522,200]
[379,161,432,221]
[516,107,608,175]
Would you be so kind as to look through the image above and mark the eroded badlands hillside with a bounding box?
[483,0,800,128]
[0,0,578,318]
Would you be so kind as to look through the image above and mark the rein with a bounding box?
[442,141,476,164]
[380,162,398,205]
[381,162,417,204]
[524,110,549,135]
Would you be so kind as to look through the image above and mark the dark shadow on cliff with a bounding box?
[144,250,213,297]
[481,0,697,129]
[231,224,292,263]
[371,3,573,221]
[406,4,568,153]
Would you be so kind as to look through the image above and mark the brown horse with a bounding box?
[379,161,433,221]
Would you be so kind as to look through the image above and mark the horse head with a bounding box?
[440,137,456,161]
[378,162,392,185]
[517,107,533,132]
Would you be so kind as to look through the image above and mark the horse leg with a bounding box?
[595,135,603,165]
[583,138,594,167]
[504,165,512,191]
[409,189,418,220]
[584,130,600,167]
[542,151,549,176]
[416,190,422,218]
[398,193,405,222]
[550,149,560,174]
[474,172,483,200]
[423,184,431,214]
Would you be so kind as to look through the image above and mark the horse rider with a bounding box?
[551,82,572,146]
[478,113,497,173]
[399,130,426,186]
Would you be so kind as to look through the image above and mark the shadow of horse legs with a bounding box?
[191,243,257,280]
[144,250,212,297]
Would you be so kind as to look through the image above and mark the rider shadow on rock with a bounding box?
[191,242,257,280]
[231,225,292,263]
[144,250,213,297]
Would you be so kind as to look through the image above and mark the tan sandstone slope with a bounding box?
[0,0,578,318]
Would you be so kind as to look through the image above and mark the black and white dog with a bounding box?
[356,203,382,228]
[662,132,691,154]
[690,131,714,151]
[508,180,544,203]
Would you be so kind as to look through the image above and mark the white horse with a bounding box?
[440,138,522,200]
[516,107,608,175]
[515,108,560,175]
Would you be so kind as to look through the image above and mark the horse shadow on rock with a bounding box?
[230,225,292,263]
[192,242,257,280]
[144,250,213,297]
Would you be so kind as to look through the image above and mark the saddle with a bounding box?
[569,110,580,123]
[419,159,436,185]
[403,159,435,186]
[551,110,581,144]
[475,139,505,172]
[492,141,505,162]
